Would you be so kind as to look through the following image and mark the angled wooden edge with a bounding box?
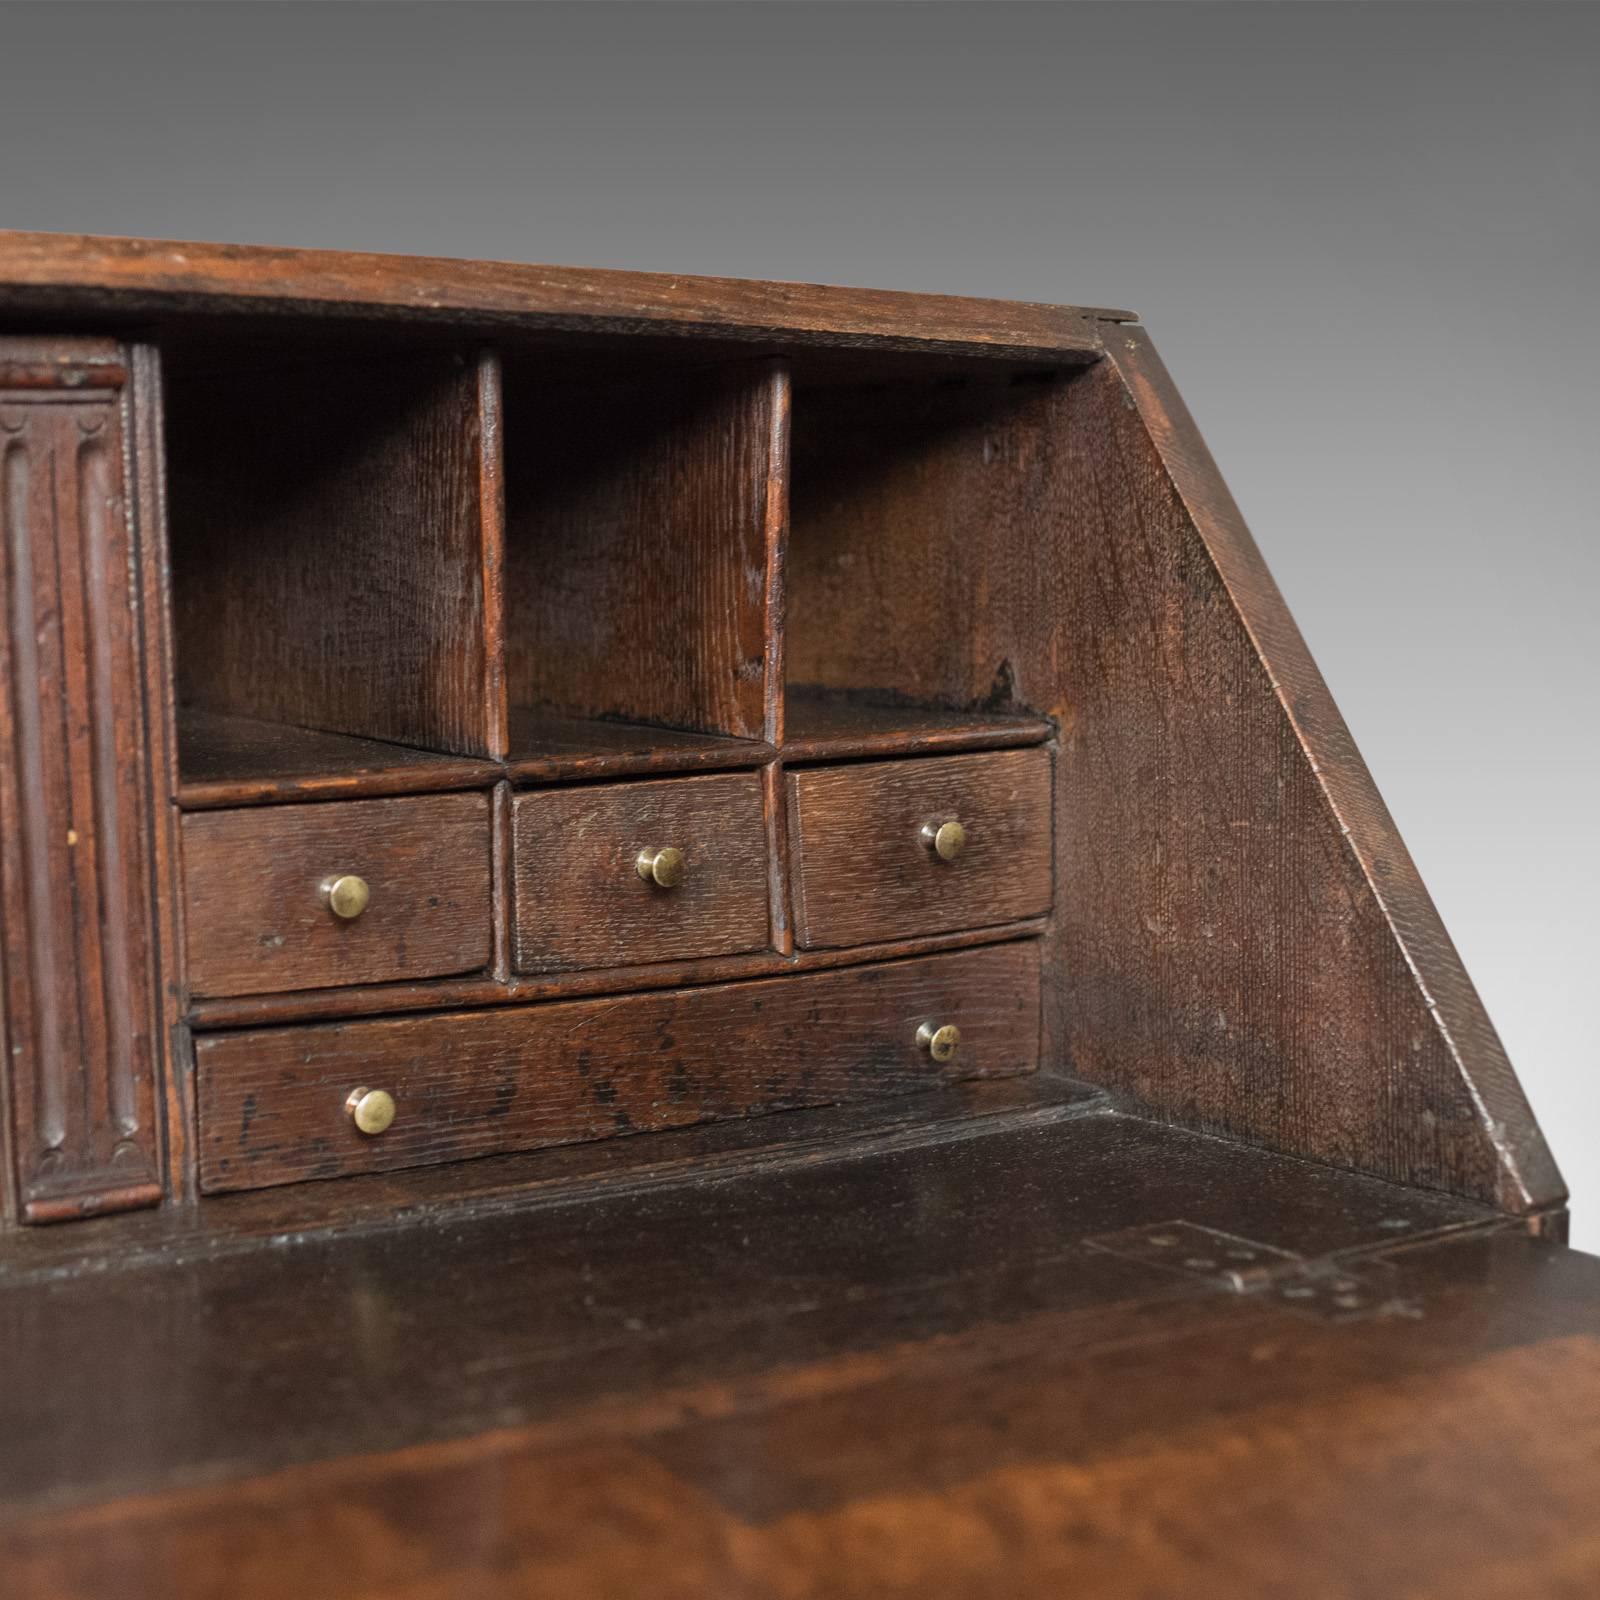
[0,231,1122,362]
[1102,323,1564,1215]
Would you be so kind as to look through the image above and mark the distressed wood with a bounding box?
[167,346,501,758]
[512,772,771,973]
[783,687,1053,763]
[502,360,783,740]
[504,707,773,784]
[787,748,1053,949]
[196,942,1041,1192]
[0,230,1120,360]
[181,793,493,997]
[1051,337,1563,1212]
[186,922,1050,1030]
[0,340,165,1224]
[176,708,501,809]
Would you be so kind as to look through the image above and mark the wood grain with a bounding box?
[0,1113,1558,1600]
[195,942,1041,1192]
[503,360,783,740]
[787,373,1077,714]
[512,772,771,973]
[783,687,1053,763]
[504,707,773,783]
[0,340,164,1223]
[181,793,492,997]
[176,707,501,809]
[787,748,1053,949]
[167,347,500,757]
[1055,335,1564,1212]
[186,922,1049,1030]
[0,230,1120,360]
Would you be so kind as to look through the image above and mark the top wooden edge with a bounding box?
[0,231,1133,360]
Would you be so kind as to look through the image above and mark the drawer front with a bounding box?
[786,747,1053,949]
[183,792,493,997]
[195,941,1041,1192]
[512,772,770,973]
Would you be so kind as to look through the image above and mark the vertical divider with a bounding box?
[477,348,514,983]
[476,349,509,761]
[129,340,196,1207]
[761,360,793,954]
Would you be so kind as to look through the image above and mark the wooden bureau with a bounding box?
[0,233,1590,1600]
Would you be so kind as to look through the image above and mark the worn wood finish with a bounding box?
[167,347,502,758]
[181,792,492,997]
[176,707,501,809]
[787,373,1076,714]
[503,360,782,741]
[0,1078,1101,1278]
[1052,338,1563,1212]
[186,921,1050,1029]
[0,1106,1496,1502]
[512,772,771,973]
[0,231,1122,360]
[0,339,165,1223]
[783,687,1053,763]
[504,706,773,783]
[10,1229,1593,1600]
[196,942,1040,1192]
[787,748,1053,949]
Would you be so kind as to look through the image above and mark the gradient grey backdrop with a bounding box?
[2,1,1594,1238]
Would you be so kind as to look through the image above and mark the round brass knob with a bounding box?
[636,846,685,889]
[916,1022,962,1063]
[345,1087,396,1137]
[920,819,967,862]
[323,874,371,920]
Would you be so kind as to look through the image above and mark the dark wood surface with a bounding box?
[181,792,493,997]
[503,360,784,741]
[167,346,504,759]
[1050,336,1563,1214]
[504,706,774,783]
[782,686,1054,762]
[175,707,501,809]
[512,771,771,972]
[0,339,164,1223]
[185,921,1050,1029]
[12,1101,1594,1600]
[0,230,1125,360]
[195,943,1041,1192]
[787,747,1054,949]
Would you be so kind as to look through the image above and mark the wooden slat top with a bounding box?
[0,230,1131,358]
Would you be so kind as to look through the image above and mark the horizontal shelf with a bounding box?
[176,709,499,810]
[504,707,775,783]
[781,689,1053,763]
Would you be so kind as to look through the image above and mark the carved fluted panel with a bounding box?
[0,339,163,1222]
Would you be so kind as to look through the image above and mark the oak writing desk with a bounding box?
[0,233,1593,1597]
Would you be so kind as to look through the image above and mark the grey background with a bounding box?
[2,2,1594,1238]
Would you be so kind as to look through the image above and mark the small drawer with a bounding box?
[182,792,492,997]
[512,772,770,973]
[195,941,1041,1192]
[785,747,1053,949]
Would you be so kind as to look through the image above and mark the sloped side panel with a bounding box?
[1048,333,1559,1214]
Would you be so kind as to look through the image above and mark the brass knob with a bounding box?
[916,1022,962,1063]
[345,1087,396,1137]
[323,874,371,920]
[636,846,685,889]
[920,819,967,862]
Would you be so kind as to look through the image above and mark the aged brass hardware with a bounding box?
[345,1086,396,1136]
[323,874,371,920]
[919,819,967,862]
[916,1022,962,1063]
[636,846,686,889]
